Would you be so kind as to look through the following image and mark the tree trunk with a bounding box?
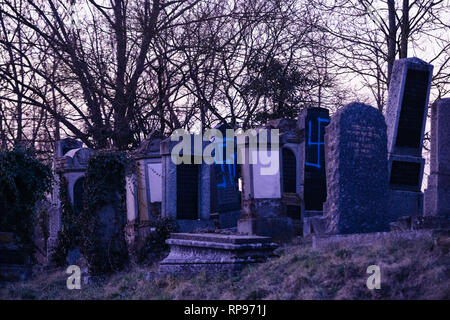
[387,0,397,87]
[400,0,410,58]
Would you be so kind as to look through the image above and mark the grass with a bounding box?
[1,236,449,300]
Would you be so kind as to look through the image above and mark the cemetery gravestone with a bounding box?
[385,58,433,219]
[126,132,165,250]
[132,132,164,221]
[160,135,214,232]
[297,108,330,236]
[282,147,297,194]
[266,119,302,231]
[48,140,93,262]
[323,102,389,234]
[210,124,241,228]
[424,98,450,218]
[298,108,330,215]
[237,129,295,241]
[177,160,200,220]
[48,138,83,255]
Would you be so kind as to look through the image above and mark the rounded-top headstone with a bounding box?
[64,147,94,168]
[324,102,389,234]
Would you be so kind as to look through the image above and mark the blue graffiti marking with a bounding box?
[305,117,330,168]
[214,138,237,188]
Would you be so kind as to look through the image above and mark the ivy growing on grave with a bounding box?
[0,147,51,247]
[137,217,179,264]
[78,151,131,275]
[52,177,81,266]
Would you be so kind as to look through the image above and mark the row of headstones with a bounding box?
[234,57,450,237]
[305,57,450,235]
[125,116,326,241]
[48,108,331,246]
[49,57,449,252]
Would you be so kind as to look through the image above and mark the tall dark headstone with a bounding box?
[298,108,330,216]
[385,58,433,220]
[210,124,241,228]
[323,103,389,234]
[424,98,450,218]
[282,148,297,193]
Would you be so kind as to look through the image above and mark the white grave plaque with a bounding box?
[147,163,162,202]
[251,150,281,199]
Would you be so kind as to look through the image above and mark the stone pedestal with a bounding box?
[159,233,277,274]
[424,98,450,218]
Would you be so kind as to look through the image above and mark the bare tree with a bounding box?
[310,0,450,111]
[0,0,203,150]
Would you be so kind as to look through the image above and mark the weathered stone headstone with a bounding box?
[424,98,450,218]
[48,140,93,261]
[323,102,389,234]
[385,58,433,219]
[125,132,164,249]
[266,119,302,231]
[132,131,164,221]
[237,129,295,241]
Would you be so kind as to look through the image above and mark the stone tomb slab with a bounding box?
[159,233,278,274]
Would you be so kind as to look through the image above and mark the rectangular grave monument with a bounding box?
[323,102,389,234]
[126,132,165,247]
[297,108,330,235]
[237,129,295,241]
[385,58,433,220]
[209,124,241,228]
[299,108,330,214]
[265,119,302,233]
[424,98,450,218]
[159,233,277,274]
[160,133,214,232]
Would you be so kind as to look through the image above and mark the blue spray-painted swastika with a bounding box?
[214,138,237,188]
[305,117,330,168]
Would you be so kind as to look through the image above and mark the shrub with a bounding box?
[138,217,179,264]
[0,147,51,246]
